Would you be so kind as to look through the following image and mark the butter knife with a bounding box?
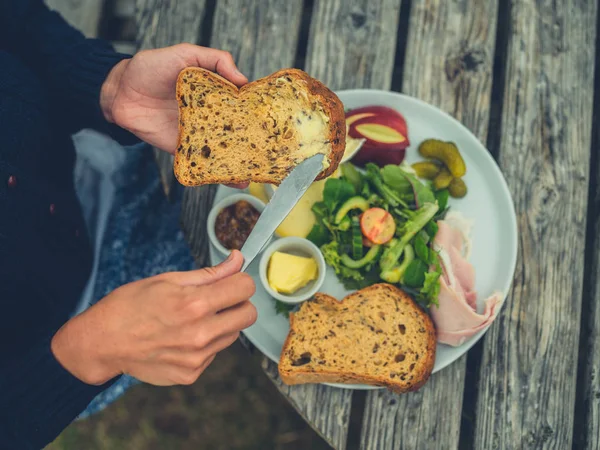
[240,154,325,271]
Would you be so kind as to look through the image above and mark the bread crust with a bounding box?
[174,67,346,186]
[278,284,437,393]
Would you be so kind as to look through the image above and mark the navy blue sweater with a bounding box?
[0,1,142,448]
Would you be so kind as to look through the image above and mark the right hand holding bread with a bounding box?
[51,251,256,386]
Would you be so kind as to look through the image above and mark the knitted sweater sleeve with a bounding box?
[0,0,139,144]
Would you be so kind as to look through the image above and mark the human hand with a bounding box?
[101,43,248,155]
[51,251,256,386]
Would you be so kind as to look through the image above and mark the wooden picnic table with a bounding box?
[135,1,599,448]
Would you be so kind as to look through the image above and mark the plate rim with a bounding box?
[211,88,519,390]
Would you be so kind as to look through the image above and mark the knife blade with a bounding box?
[239,154,325,271]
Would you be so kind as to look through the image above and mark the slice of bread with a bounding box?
[174,67,346,186]
[278,284,436,393]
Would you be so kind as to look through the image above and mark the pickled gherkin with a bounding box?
[448,177,467,198]
[411,161,441,180]
[418,139,466,178]
[433,167,453,190]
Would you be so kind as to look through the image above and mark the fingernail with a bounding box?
[235,69,244,76]
[224,251,235,262]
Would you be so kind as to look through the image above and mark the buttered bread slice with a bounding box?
[278,284,436,393]
[174,67,346,186]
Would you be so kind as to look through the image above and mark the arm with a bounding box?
[0,0,138,143]
[0,333,118,449]
[0,250,256,449]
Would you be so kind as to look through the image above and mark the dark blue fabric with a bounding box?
[0,1,193,448]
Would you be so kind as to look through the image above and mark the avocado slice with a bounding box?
[334,196,370,224]
[340,245,381,269]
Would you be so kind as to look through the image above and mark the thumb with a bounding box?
[168,250,244,286]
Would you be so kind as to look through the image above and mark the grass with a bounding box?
[47,342,331,450]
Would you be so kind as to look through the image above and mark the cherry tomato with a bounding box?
[360,208,396,244]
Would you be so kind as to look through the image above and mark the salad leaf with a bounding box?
[381,165,412,193]
[402,259,428,288]
[341,163,363,193]
[414,233,430,263]
[420,269,441,307]
[425,220,439,239]
[342,266,381,290]
[364,163,409,208]
[323,178,355,213]
[394,166,435,207]
[435,189,449,211]
[274,300,295,317]
[306,223,330,247]
[396,202,439,248]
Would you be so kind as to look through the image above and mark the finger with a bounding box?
[163,333,237,368]
[173,44,248,87]
[195,272,256,313]
[166,250,244,286]
[206,300,257,334]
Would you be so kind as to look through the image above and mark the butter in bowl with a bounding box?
[259,237,326,304]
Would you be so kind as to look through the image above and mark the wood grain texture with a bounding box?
[262,358,353,450]
[305,0,402,90]
[282,1,403,448]
[136,0,207,50]
[474,0,597,448]
[135,0,209,195]
[359,1,499,448]
[209,0,304,80]
[199,2,354,448]
[177,0,305,267]
[44,0,105,37]
[115,0,136,18]
[582,163,600,449]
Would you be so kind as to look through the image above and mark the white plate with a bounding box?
[208,89,518,390]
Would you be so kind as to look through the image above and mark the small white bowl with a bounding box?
[207,193,270,257]
[259,237,326,304]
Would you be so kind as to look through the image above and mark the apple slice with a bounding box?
[344,105,410,166]
[353,123,406,144]
[346,112,375,126]
[351,147,406,167]
[348,113,409,149]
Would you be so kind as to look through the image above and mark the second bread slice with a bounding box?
[278,284,437,393]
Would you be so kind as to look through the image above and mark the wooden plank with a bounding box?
[251,0,405,448]
[44,0,105,38]
[179,0,305,267]
[473,0,597,448]
[203,1,354,448]
[358,1,499,448]
[305,0,402,89]
[135,0,208,196]
[262,359,353,450]
[115,0,135,18]
[582,162,600,449]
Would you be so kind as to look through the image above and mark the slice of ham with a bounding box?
[429,213,503,347]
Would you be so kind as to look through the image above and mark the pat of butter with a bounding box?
[267,251,318,294]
